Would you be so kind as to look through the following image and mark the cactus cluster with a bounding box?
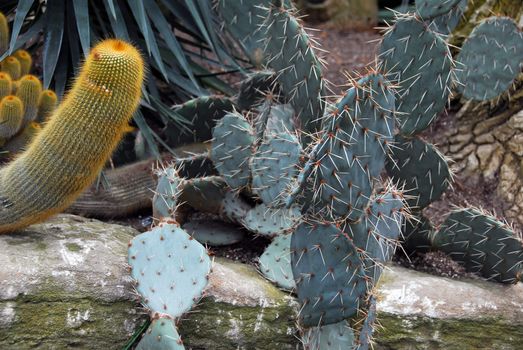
[0,12,58,154]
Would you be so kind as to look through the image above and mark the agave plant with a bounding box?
[0,0,244,157]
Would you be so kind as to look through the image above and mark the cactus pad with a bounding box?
[263,4,324,136]
[421,0,468,35]
[302,320,355,350]
[379,15,453,135]
[237,70,276,110]
[433,208,523,283]
[128,223,212,317]
[311,74,395,220]
[136,317,184,350]
[291,221,368,326]
[243,203,301,236]
[416,0,464,19]
[211,112,255,190]
[152,166,182,220]
[251,131,302,205]
[259,233,295,290]
[164,96,235,147]
[357,296,377,350]
[182,218,245,246]
[402,214,434,257]
[386,135,451,209]
[455,17,523,101]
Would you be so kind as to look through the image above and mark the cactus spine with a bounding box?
[0,39,144,233]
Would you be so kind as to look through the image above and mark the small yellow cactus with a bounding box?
[0,12,8,55]
[1,56,21,81]
[2,121,40,155]
[16,74,42,125]
[36,89,58,122]
[0,39,145,233]
[0,72,12,99]
[13,50,32,76]
[0,95,23,140]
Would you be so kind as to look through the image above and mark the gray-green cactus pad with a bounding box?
[379,15,453,135]
[153,166,182,220]
[258,234,295,290]
[416,0,464,19]
[302,320,356,350]
[312,74,395,220]
[291,221,368,326]
[128,223,212,317]
[455,17,523,101]
[386,135,451,209]
[425,0,467,35]
[164,96,235,146]
[242,203,302,236]
[263,4,324,137]
[182,218,246,246]
[136,317,185,350]
[211,112,255,190]
[237,70,277,110]
[357,296,377,350]
[433,208,523,283]
[251,131,302,205]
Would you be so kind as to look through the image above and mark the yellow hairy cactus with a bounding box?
[1,56,21,81]
[2,121,40,155]
[16,75,42,125]
[36,89,58,122]
[13,50,32,76]
[0,95,23,140]
[0,12,7,55]
[0,72,12,99]
[0,39,144,233]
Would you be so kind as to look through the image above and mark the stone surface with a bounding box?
[0,214,145,349]
[2,216,522,349]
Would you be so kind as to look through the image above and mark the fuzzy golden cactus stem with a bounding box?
[0,39,144,233]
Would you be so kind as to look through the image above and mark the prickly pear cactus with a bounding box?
[152,166,182,221]
[455,16,523,101]
[128,223,212,317]
[258,233,295,290]
[432,208,523,283]
[243,203,302,237]
[136,317,185,350]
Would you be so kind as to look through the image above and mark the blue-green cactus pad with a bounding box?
[433,208,523,283]
[348,191,404,282]
[153,166,182,220]
[416,0,464,19]
[423,0,468,35]
[291,221,368,326]
[386,135,451,209]
[379,15,453,135]
[251,131,302,204]
[164,96,235,146]
[312,74,395,220]
[402,214,434,257]
[455,17,523,101]
[302,320,356,350]
[182,218,246,246]
[128,223,212,317]
[136,317,185,350]
[264,104,296,135]
[263,4,324,136]
[211,112,255,190]
[242,203,302,236]
[237,70,277,110]
[357,296,377,350]
[259,233,295,290]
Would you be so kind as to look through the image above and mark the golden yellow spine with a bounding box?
[1,56,21,81]
[16,74,42,125]
[0,95,23,140]
[0,12,8,56]
[0,39,144,233]
[0,72,12,99]
[36,89,58,122]
[13,50,32,76]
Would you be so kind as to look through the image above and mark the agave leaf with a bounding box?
[42,0,65,88]
[72,0,90,57]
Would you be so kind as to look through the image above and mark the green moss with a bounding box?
[377,313,523,350]
[180,299,299,350]
[65,242,82,252]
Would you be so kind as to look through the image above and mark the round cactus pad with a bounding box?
[128,223,212,318]
[259,233,295,290]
